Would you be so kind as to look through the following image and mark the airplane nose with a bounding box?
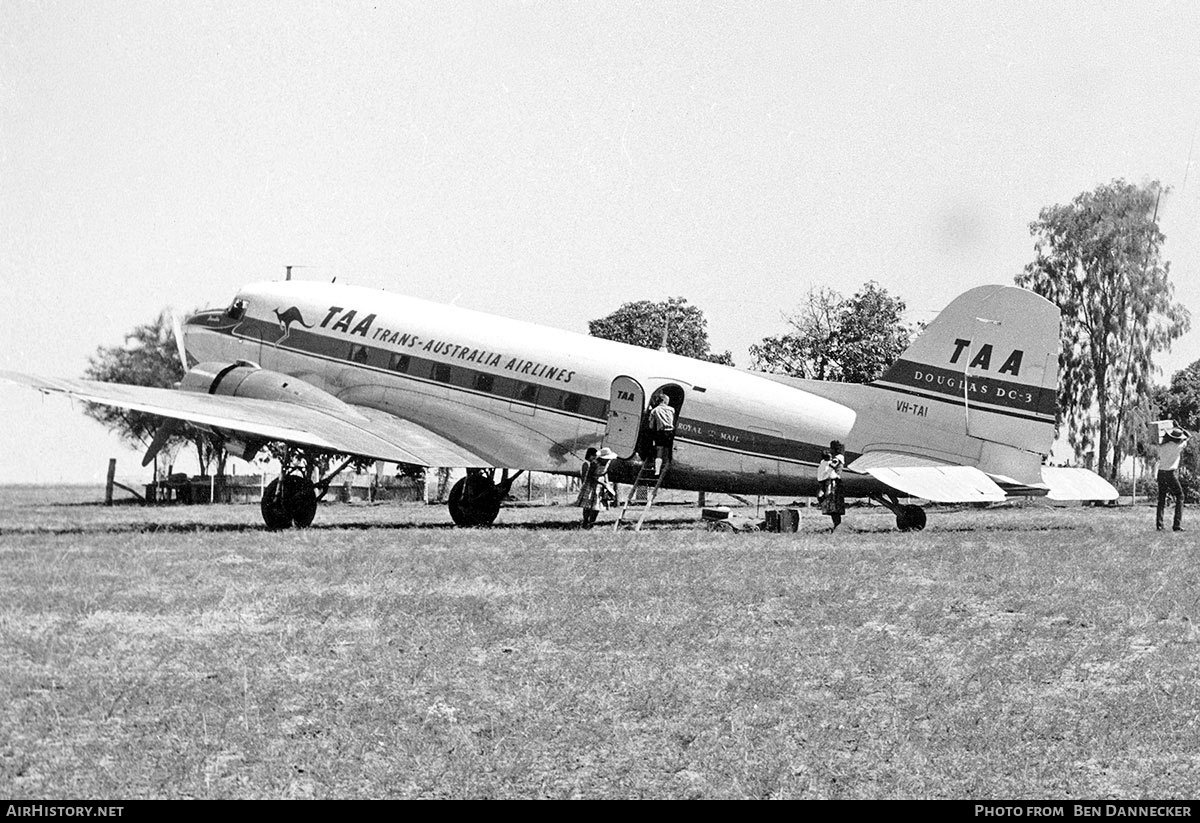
[178,309,233,367]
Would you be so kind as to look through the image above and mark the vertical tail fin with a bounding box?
[864,285,1061,483]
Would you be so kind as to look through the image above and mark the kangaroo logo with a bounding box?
[273,306,313,344]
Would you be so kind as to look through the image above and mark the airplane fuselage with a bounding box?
[185,281,874,497]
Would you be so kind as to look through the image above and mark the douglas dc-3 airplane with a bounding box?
[2,280,1117,531]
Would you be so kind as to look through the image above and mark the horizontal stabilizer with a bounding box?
[1040,467,1119,501]
[850,453,1007,503]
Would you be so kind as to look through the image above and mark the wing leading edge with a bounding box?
[0,371,493,469]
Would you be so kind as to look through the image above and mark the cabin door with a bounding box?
[606,376,645,459]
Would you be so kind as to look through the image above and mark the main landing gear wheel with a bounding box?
[261,475,318,530]
[872,493,929,533]
[896,504,927,532]
[448,474,504,527]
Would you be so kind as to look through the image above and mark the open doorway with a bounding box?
[638,383,685,465]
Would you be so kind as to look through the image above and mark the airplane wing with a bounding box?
[849,451,1008,503]
[0,372,493,468]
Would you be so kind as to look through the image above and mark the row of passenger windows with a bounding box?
[345,343,594,416]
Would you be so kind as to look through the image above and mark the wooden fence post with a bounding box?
[105,459,116,506]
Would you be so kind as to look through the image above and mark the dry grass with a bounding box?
[1,487,1197,798]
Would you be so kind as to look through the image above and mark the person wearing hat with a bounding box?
[1157,426,1190,532]
[577,447,618,528]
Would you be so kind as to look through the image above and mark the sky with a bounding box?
[2,1,1199,484]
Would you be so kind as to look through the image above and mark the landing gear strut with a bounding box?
[871,493,927,532]
[447,468,522,527]
[257,448,359,530]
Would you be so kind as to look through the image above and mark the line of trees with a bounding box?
[587,283,916,384]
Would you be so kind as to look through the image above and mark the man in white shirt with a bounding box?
[1157,426,1190,532]
[648,393,675,477]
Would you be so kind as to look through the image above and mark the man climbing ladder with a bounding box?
[648,393,675,477]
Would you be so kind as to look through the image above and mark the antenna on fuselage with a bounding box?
[284,264,315,282]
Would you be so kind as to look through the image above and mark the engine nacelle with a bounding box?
[178,361,357,459]
[181,361,352,413]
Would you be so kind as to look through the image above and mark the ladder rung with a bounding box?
[613,464,668,532]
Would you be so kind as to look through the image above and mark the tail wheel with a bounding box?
[896,504,927,532]
[448,474,502,527]
[261,476,318,530]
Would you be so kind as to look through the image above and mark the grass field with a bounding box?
[1,486,1197,799]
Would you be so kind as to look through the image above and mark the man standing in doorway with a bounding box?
[648,393,675,477]
[1157,426,1190,532]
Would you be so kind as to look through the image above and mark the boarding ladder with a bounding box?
[613,462,669,532]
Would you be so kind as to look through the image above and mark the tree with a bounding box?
[84,310,227,481]
[1015,179,1190,480]
[1156,360,1200,433]
[748,282,916,382]
[588,296,734,365]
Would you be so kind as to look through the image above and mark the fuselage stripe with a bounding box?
[189,315,835,469]
[876,359,1057,417]
[872,382,1056,424]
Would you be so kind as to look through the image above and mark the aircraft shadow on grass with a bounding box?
[1,517,1083,536]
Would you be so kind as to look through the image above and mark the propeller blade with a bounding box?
[142,419,181,467]
[170,309,188,371]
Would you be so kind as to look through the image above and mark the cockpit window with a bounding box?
[225,299,247,321]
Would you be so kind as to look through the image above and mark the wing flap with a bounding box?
[1,371,493,468]
[350,407,495,468]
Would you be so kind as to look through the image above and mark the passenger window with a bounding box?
[474,373,494,393]
[389,353,411,372]
[349,344,370,364]
[433,363,452,383]
[517,383,539,404]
